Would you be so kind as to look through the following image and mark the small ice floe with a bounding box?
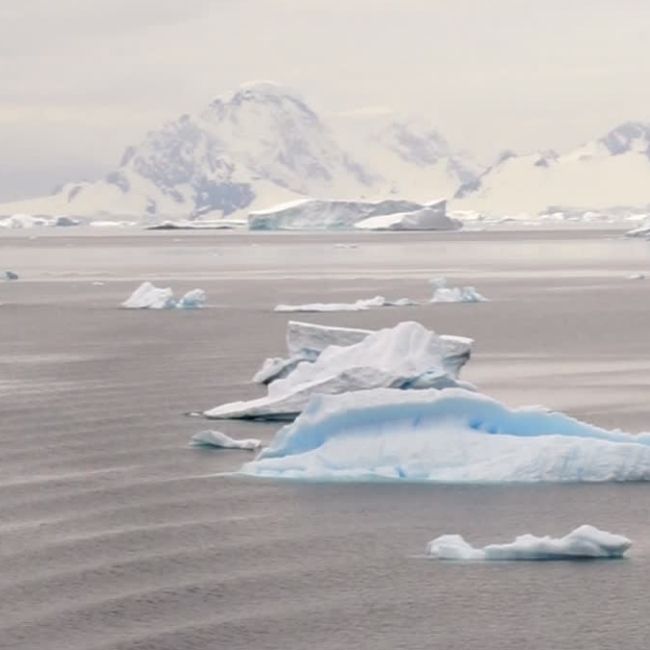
[426,525,631,561]
[2,271,18,281]
[176,289,206,310]
[333,243,359,249]
[190,430,261,450]
[205,321,473,420]
[627,273,647,280]
[274,295,416,313]
[121,282,206,310]
[430,277,487,303]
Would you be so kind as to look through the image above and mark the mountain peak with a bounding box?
[600,121,650,155]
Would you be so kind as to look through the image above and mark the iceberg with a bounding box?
[354,204,461,231]
[248,198,458,231]
[430,277,487,303]
[240,387,650,482]
[122,282,176,309]
[253,320,472,385]
[625,224,650,239]
[190,430,261,450]
[2,271,18,281]
[121,282,206,310]
[426,525,631,560]
[274,295,418,313]
[0,213,80,228]
[205,321,471,420]
[176,289,207,310]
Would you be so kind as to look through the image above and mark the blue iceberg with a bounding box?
[240,388,650,482]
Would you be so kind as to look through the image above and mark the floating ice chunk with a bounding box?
[274,295,418,313]
[2,271,18,281]
[625,224,650,239]
[52,216,81,227]
[253,320,472,384]
[206,322,470,420]
[121,282,206,309]
[122,282,176,309]
[190,430,261,450]
[240,387,650,482]
[354,204,461,231]
[430,276,487,303]
[427,525,631,560]
[176,289,206,309]
[627,273,647,280]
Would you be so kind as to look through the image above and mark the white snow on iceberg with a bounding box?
[240,387,650,482]
[430,277,487,303]
[427,525,631,560]
[190,430,261,450]
[253,320,472,385]
[354,203,461,231]
[249,198,460,231]
[274,295,418,313]
[205,321,471,420]
[121,282,206,310]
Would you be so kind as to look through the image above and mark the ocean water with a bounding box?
[2,229,650,649]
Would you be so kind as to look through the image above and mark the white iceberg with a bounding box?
[176,289,207,310]
[625,224,650,239]
[241,387,650,482]
[249,198,458,231]
[253,320,472,385]
[354,204,461,231]
[190,430,261,450]
[205,321,471,420]
[2,271,18,281]
[430,277,487,303]
[121,282,206,310]
[274,295,418,313]
[426,525,631,560]
[122,282,176,309]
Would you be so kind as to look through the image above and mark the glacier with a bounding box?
[249,198,460,231]
[430,277,487,303]
[190,430,261,450]
[273,295,417,313]
[205,321,472,420]
[121,282,206,310]
[252,320,472,385]
[240,387,650,482]
[426,525,631,560]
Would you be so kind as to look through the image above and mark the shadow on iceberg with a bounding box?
[253,320,472,385]
[240,388,650,482]
[427,525,631,560]
[204,321,474,420]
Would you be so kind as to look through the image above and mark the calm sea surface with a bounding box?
[1,229,650,649]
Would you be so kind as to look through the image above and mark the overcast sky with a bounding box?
[2,0,650,200]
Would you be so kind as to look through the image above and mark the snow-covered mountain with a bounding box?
[333,114,480,204]
[454,122,650,215]
[0,82,385,220]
